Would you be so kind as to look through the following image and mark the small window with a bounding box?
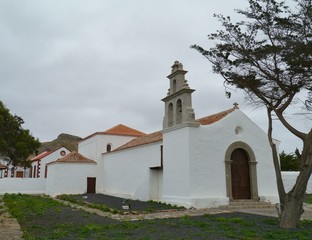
[176,99,182,124]
[45,166,48,178]
[106,144,112,152]
[168,103,173,127]
[173,79,177,93]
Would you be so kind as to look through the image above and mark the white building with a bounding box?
[73,61,279,208]
[2,62,310,204]
[0,162,7,178]
[46,151,97,197]
[30,147,71,178]
[0,157,26,178]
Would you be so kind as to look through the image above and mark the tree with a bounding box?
[280,151,300,171]
[0,101,40,167]
[192,0,311,228]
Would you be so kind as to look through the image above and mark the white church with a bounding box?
[33,61,279,208]
[42,61,278,208]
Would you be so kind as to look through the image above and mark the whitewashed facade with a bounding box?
[1,61,283,208]
[31,147,71,178]
[46,152,97,197]
[75,61,279,208]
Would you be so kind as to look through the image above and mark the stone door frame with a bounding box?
[224,141,259,200]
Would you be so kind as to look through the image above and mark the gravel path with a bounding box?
[66,193,312,220]
[0,196,23,240]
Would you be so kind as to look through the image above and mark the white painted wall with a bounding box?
[79,134,140,197]
[0,178,46,194]
[191,110,279,204]
[46,163,97,197]
[159,109,279,208]
[188,123,229,208]
[162,125,193,207]
[282,171,312,193]
[97,109,279,208]
[79,134,138,162]
[100,142,162,201]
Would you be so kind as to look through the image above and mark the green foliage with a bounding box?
[192,0,312,228]
[0,101,40,166]
[3,193,60,219]
[305,195,312,204]
[192,0,312,111]
[56,194,118,214]
[3,194,312,240]
[145,200,185,212]
[280,151,300,171]
[56,194,83,204]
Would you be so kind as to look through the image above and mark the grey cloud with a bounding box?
[0,0,305,153]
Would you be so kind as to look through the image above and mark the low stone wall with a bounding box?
[282,171,312,193]
[0,178,46,195]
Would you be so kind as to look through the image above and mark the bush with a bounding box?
[280,151,300,171]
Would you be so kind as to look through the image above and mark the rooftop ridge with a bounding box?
[103,124,146,136]
[112,131,163,152]
[110,106,237,152]
[196,106,237,125]
[47,151,96,165]
[81,124,146,141]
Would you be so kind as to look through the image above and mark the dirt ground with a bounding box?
[2,194,312,240]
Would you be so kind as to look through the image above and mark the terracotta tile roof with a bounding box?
[196,106,236,125]
[47,151,96,165]
[31,147,71,162]
[111,106,237,152]
[103,124,146,136]
[82,124,146,141]
[31,151,52,161]
[0,163,7,169]
[113,131,163,152]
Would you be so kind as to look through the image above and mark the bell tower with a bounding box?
[162,61,196,129]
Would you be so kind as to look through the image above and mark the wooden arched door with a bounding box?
[231,148,251,199]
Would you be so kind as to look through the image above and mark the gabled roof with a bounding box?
[82,124,146,141]
[47,151,96,165]
[104,124,146,136]
[113,131,163,152]
[0,163,7,169]
[31,151,52,161]
[111,106,238,152]
[196,106,237,125]
[31,146,71,162]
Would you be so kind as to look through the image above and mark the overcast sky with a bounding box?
[0,0,309,153]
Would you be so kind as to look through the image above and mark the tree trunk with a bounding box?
[278,130,312,228]
[267,108,312,228]
[279,193,304,228]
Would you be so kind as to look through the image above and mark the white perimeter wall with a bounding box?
[282,172,312,193]
[46,163,97,197]
[0,178,46,195]
[100,142,162,201]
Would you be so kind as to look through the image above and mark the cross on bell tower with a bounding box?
[162,61,196,129]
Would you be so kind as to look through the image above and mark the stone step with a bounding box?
[220,200,274,209]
